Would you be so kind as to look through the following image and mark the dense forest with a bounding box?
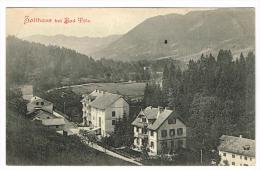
[6,36,184,90]
[144,50,255,150]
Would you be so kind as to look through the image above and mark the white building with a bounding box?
[81,90,129,136]
[132,106,187,156]
[218,135,255,166]
[27,96,53,113]
[26,96,66,131]
[20,85,33,101]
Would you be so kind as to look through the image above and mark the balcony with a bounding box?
[138,133,148,139]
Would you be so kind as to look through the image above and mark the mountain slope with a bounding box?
[23,34,121,56]
[92,8,255,61]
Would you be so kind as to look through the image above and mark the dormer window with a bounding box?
[41,102,44,105]
[36,102,39,105]
[168,118,176,124]
[142,118,146,123]
[243,145,250,150]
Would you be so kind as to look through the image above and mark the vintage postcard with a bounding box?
[3,4,257,167]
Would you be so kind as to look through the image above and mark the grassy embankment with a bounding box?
[6,107,134,165]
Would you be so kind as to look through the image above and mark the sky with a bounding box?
[6,8,214,38]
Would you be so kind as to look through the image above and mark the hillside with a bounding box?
[6,36,185,90]
[23,34,121,56]
[6,105,133,165]
[92,8,255,61]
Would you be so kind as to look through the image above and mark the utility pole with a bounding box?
[64,101,66,114]
[200,149,203,165]
[201,137,205,165]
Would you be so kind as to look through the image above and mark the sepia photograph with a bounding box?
[3,4,257,167]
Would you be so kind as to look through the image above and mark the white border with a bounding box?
[0,1,259,170]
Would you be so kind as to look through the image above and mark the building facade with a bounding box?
[27,96,53,113]
[218,135,255,166]
[81,90,129,136]
[132,106,187,156]
[26,96,66,132]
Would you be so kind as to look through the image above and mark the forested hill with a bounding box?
[23,34,121,56]
[144,50,255,148]
[6,36,106,88]
[6,36,185,90]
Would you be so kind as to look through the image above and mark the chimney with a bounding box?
[157,106,163,119]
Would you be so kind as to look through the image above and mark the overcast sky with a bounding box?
[6,8,214,38]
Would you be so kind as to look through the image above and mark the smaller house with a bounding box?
[27,108,66,131]
[132,106,187,156]
[218,135,255,166]
[27,96,53,113]
[42,118,66,131]
[20,85,33,101]
[26,96,66,131]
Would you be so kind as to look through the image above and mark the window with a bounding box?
[56,125,59,128]
[232,154,235,158]
[150,131,154,137]
[240,155,242,159]
[161,141,167,153]
[223,153,226,157]
[171,140,175,149]
[136,138,140,145]
[112,120,116,125]
[142,118,146,122]
[177,128,183,135]
[161,141,167,148]
[136,127,139,133]
[168,118,176,124]
[244,164,248,166]
[232,162,235,166]
[36,102,39,105]
[41,102,44,105]
[244,156,247,160]
[142,128,147,134]
[170,129,175,136]
[99,117,101,127]
[161,130,167,137]
[178,140,183,148]
[112,111,116,117]
[150,141,154,149]
[250,157,252,161]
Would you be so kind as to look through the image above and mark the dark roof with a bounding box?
[30,96,53,106]
[218,135,255,157]
[26,109,53,117]
[42,118,65,126]
[89,93,122,110]
[132,106,183,130]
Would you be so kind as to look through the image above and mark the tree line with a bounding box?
[6,36,184,91]
[143,49,255,150]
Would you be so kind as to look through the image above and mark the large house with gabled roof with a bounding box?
[81,89,129,136]
[132,106,187,155]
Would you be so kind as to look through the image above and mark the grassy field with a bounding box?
[6,107,134,165]
[71,82,146,99]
